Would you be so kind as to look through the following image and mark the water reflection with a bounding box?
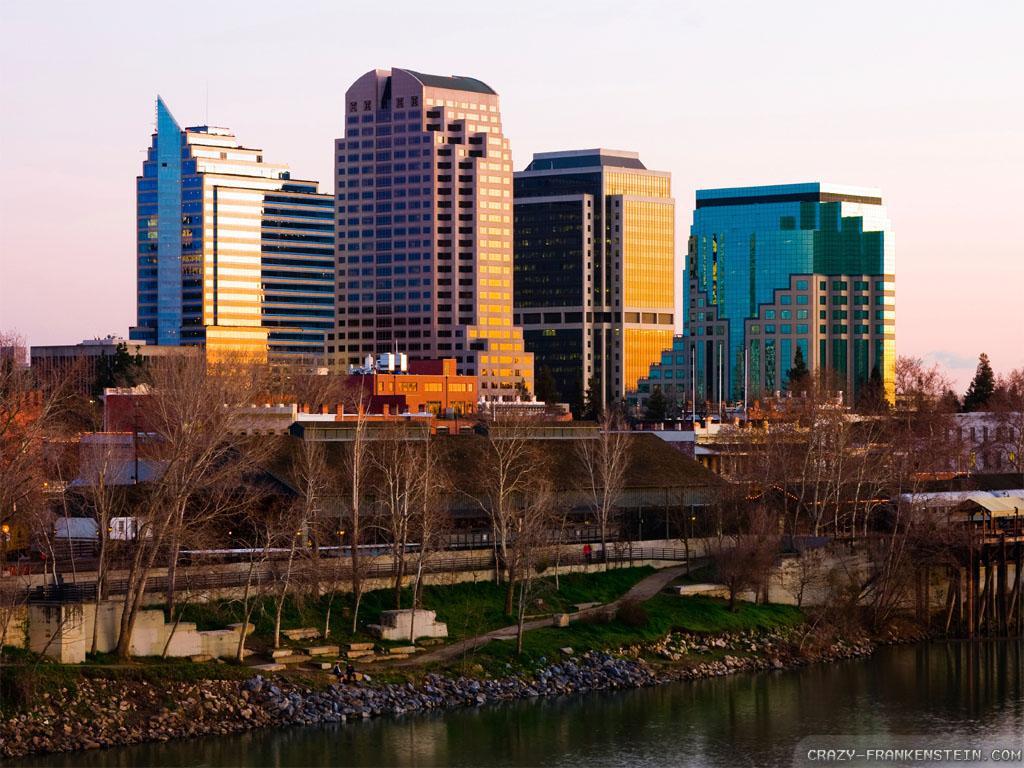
[13,642,1023,768]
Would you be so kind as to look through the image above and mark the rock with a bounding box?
[560,647,574,655]
[552,614,570,628]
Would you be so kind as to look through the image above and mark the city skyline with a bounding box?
[1,1,1022,389]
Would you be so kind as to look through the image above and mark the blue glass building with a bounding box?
[634,183,895,411]
[132,98,334,364]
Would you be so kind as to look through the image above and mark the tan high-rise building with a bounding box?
[330,69,533,398]
[513,150,675,411]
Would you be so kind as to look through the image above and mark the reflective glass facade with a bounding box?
[634,183,895,410]
[514,150,674,410]
[132,99,334,365]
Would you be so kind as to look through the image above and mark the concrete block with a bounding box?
[371,609,448,642]
[348,642,375,651]
[304,645,340,657]
[388,646,419,655]
[275,654,311,665]
[253,663,285,672]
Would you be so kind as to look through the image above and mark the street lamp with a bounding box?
[1,523,10,576]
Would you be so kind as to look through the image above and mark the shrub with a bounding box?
[615,600,649,628]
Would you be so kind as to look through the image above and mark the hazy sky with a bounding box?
[1,0,1021,389]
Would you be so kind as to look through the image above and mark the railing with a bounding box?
[17,546,693,604]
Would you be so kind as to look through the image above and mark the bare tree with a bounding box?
[470,411,542,615]
[708,504,779,611]
[370,421,433,609]
[338,379,372,635]
[576,408,630,570]
[404,435,451,642]
[993,368,1024,485]
[0,331,73,553]
[77,441,126,654]
[508,480,556,654]
[113,355,269,660]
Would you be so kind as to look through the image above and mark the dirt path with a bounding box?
[392,562,695,667]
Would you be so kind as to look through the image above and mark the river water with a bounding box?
[21,641,1024,767]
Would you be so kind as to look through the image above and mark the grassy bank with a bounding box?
[463,595,803,672]
[176,566,657,651]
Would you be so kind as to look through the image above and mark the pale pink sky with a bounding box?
[1,0,1021,390]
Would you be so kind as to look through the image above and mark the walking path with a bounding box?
[393,562,696,667]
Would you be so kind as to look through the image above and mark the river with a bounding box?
[18,641,1024,767]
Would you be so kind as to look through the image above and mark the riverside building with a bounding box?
[330,68,533,399]
[131,98,335,365]
[513,149,675,410]
[634,183,895,412]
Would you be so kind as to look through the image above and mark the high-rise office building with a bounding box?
[132,98,334,365]
[634,183,895,411]
[330,68,533,398]
[513,149,674,411]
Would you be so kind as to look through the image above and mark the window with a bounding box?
[796,280,809,290]
[765,310,776,319]
[781,295,792,305]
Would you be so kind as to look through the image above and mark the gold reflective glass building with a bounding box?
[513,149,674,412]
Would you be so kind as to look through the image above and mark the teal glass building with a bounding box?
[635,183,895,411]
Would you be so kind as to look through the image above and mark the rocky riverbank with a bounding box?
[0,624,925,759]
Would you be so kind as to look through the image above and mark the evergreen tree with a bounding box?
[938,388,961,413]
[786,346,810,394]
[644,387,669,423]
[92,342,146,397]
[581,374,602,421]
[856,365,887,412]
[962,353,996,412]
[514,378,531,400]
[534,366,559,404]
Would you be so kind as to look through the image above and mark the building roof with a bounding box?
[523,149,647,172]
[958,494,1024,517]
[695,182,883,208]
[402,69,497,95]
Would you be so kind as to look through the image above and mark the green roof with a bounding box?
[404,69,497,95]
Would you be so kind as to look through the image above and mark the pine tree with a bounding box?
[786,346,810,394]
[644,387,668,423]
[962,353,996,412]
[856,365,887,413]
[514,378,531,401]
[581,374,602,421]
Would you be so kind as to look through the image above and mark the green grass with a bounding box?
[466,594,804,673]
[174,566,657,651]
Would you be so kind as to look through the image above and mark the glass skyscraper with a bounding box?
[634,183,895,410]
[132,98,334,365]
[330,69,533,398]
[513,149,675,410]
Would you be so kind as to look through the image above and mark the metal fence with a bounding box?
[20,546,691,605]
